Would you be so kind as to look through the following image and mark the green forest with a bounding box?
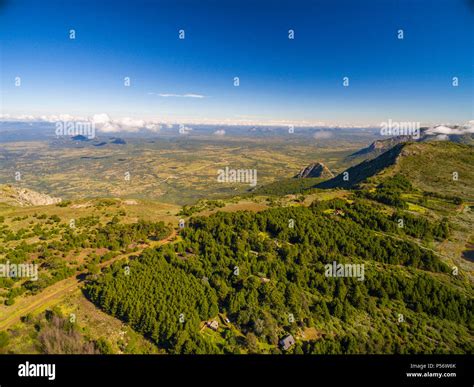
[0,217,171,305]
[85,198,473,354]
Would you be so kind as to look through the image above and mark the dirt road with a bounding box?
[0,229,177,331]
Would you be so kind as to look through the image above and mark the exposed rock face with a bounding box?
[0,185,61,206]
[295,162,334,179]
[318,143,406,189]
[349,137,409,159]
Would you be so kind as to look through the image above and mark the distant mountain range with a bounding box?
[318,141,474,200]
[347,125,474,162]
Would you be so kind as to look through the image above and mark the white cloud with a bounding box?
[91,113,111,125]
[182,94,205,98]
[0,113,162,133]
[213,129,226,136]
[150,93,205,98]
[178,125,193,134]
[425,124,474,136]
[16,114,36,121]
[90,114,162,133]
[50,114,76,122]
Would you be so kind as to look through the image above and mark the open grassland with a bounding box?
[0,198,180,231]
[394,142,473,201]
[0,137,360,205]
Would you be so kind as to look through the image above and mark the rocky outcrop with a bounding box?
[348,137,409,159]
[0,185,61,206]
[295,162,334,179]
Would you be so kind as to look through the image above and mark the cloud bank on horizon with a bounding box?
[1,114,473,136]
[0,113,380,129]
[425,122,474,136]
[0,113,162,133]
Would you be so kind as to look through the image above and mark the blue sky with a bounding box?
[1,0,473,125]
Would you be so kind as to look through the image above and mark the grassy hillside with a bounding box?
[317,142,474,201]
[0,137,359,205]
[251,177,324,196]
[317,144,404,189]
[393,142,474,201]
